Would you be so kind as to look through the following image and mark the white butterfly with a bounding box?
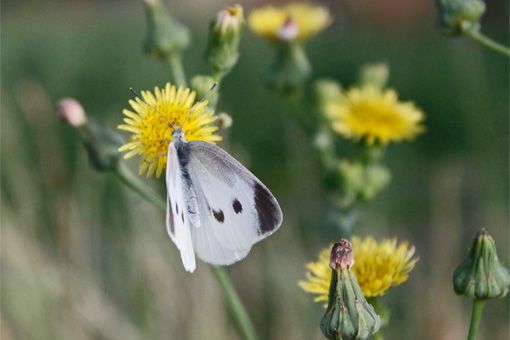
[165,126,283,272]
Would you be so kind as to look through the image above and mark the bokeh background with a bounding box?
[1,0,508,339]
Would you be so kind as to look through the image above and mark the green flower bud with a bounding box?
[264,19,311,95]
[190,75,219,109]
[321,240,381,340]
[143,0,190,60]
[435,0,485,35]
[205,5,244,79]
[453,228,510,300]
[358,164,391,201]
[358,63,389,91]
[57,98,122,172]
[313,79,343,110]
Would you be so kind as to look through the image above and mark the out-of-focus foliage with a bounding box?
[1,0,508,339]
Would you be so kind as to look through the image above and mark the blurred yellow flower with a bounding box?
[299,236,418,304]
[325,86,425,145]
[118,83,221,178]
[248,3,331,42]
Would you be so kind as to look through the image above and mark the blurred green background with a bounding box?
[1,0,508,339]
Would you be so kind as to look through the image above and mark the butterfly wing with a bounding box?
[166,141,197,272]
[184,141,283,266]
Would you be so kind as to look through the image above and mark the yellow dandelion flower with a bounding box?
[118,83,221,178]
[298,236,418,304]
[325,86,425,145]
[248,3,331,42]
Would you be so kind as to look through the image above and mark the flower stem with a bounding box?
[211,266,258,340]
[167,53,188,86]
[462,27,510,58]
[467,300,485,340]
[114,162,166,211]
[113,162,258,340]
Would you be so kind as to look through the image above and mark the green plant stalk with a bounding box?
[167,53,188,86]
[113,162,258,340]
[211,266,258,340]
[462,27,510,58]
[467,300,485,340]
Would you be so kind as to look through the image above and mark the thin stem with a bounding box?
[167,53,188,86]
[373,332,385,340]
[211,266,259,340]
[462,27,510,58]
[467,300,485,340]
[113,163,258,340]
[114,162,166,211]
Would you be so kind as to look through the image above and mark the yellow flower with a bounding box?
[118,83,221,178]
[325,86,425,145]
[248,3,331,42]
[298,236,418,304]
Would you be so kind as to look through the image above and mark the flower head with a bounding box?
[248,3,331,42]
[118,83,221,178]
[325,86,425,145]
[299,236,419,303]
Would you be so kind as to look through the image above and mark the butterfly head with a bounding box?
[171,125,187,144]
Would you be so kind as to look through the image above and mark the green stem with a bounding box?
[211,266,258,340]
[462,27,510,58]
[373,332,385,340]
[113,163,258,340]
[167,53,188,86]
[114,162,166,211]
[467,300,485,340]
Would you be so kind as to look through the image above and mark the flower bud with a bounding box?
[321,240,381,340]
[264,42,311,95]
[453,228,510,300]
[56,98,122,172]
[216,112,233,130]
[314,79,342,111]
[190,75,219,109]
[56,98,87,127]
[435,0,485,35]
[358,63,389,91]
[143,0,190,60]
[205,5,244,79]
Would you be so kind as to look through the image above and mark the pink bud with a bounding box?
[277,17,299,41]
[56,98,87,127]
[329,239,354,270]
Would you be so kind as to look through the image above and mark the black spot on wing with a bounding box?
[232,199,243,214]
[254,182,279,234]
[167,196,175,234]
[181,212,184,223]
[175,202,179,214]
[213,209,225,223]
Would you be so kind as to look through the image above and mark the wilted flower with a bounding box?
[299,236,419,303]
[248,3,331,42]
[324,86,425,145]
[118,83,221,178]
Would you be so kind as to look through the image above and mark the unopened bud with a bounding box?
[205,5,244,78]
[143,0,190,60]
[217,112,233,130]
[56,99,122,172]
[56,98,87,127]
[321,240,381,340]
[453,228,510,300]
[277,17,299,42]
[436,0,485,35]
[190,75,219,109]
[358,63,389,90]
[264,43,311,95]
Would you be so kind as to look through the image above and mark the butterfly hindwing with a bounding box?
[166,142,197,272]
[183,141,283,265]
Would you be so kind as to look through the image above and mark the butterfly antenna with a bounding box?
[129,87,174,127]
[182,82,218,125]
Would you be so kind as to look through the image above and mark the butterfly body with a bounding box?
[166,127,283,272]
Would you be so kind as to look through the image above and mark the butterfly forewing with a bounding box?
[184,141,283,265]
